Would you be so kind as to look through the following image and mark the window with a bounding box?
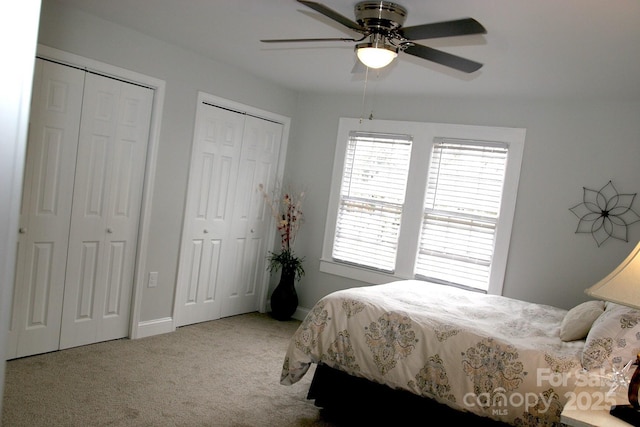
[321,118,525,295]
[332,131,412,272]
[416,139,508,291]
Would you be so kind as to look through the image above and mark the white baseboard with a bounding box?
[133,317,174,339]
[291,306,310,321]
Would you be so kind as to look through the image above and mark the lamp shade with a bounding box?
[356,45,398,69]
[585,240,640,309]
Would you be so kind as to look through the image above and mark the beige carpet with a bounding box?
[2,312,333,427]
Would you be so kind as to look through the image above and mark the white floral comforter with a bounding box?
[281,280,586,426]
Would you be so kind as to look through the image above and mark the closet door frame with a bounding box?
[35,45,166,340]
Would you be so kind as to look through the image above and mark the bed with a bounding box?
[280,279,640,426]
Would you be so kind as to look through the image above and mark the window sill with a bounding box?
[319,258,411,285]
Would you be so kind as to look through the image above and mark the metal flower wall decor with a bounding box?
[570,181,640,247]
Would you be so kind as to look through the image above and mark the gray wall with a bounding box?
[37,0,640,330]
[287,94,640,311]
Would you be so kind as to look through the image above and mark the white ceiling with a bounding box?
[50,0,640,101]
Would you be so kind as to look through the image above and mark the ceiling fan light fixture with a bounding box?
[355,41,398,69]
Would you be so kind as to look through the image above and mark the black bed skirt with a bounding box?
[308,363,510,426]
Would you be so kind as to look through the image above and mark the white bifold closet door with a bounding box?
[59,71,153,349]
[7,59,153,359]
[7,59,84,359]
[175,102,283,327]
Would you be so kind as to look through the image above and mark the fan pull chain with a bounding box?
[369,69,380,120]
[359,66,369,124]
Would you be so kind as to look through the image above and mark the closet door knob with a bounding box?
[107,228,113,234]
[19,227,27,234]
[203,229,209,234]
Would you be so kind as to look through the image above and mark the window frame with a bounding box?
[320,117,525,295]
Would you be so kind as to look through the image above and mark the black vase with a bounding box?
[270,266,298,321]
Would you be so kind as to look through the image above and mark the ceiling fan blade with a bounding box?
[297,0,365,33]
[398,18,486,41]
[261,37,357,43]
[403,43,483,73]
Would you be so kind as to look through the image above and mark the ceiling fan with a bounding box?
[261,0,487,73]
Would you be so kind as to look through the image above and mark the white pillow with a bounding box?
[582,302,640,370]
[560,300,606,342]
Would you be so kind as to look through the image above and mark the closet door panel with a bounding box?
[60,73,153,349]
[105,79,153,341]
[99,82,152,342]
[7,59,85,359]
[221,116,283,317]
[61,120,110,348]
[175,104,244,326]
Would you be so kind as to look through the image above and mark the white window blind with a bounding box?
[415,138,508,291]
[332,131,412,272]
